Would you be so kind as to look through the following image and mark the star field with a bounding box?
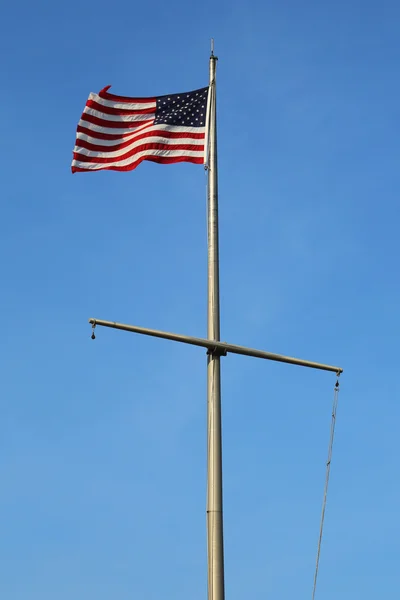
[154,87,209,127]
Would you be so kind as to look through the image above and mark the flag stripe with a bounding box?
[80,113,154,130]
[75,130,205,153]
[98,85,156,104]
[72,155,203,173]
[76,125,147,141]
[83,106,156,123]
[90,93,157,111]
[86,99,156,116]
[71,85,209,173]
[78,119,153,137]
[74,140,204,162]
[72,149,204,171]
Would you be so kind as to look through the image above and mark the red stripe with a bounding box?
[80,113,154,130]
[86,99,156,116]
[98,85,156,104]
[72,155,203,173]
[76,125,141,141]
[75,129,205,153]
[74,142,203,164]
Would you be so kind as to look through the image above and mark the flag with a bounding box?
[71,85,209,173]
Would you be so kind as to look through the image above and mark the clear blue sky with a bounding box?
[1,1,399,598]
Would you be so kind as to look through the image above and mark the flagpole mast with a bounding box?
[80,45,344,600]
[206,44,225,600]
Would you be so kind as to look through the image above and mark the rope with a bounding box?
[311,377,340,600]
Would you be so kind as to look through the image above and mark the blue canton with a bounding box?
[154,87,209,127]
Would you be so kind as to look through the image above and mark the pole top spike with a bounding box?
[210,38,214,56]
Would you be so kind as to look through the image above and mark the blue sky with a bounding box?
[1,0,400,598]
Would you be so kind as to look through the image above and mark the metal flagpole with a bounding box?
[85,43,344,600]
[206,45,225,600]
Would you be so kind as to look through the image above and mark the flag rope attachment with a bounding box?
[311,375,340,600]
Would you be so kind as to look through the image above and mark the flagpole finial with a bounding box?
[210,38,214,57]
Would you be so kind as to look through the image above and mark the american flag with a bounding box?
[71,85,210,173]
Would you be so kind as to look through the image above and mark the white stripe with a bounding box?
[78,118,153,136]
[89,92,156,111]
[76,124,206,146]
[74,135,204,159]
[83,106,156,123]
[72,148,204,170]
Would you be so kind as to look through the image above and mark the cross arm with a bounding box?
[89,318,343,375]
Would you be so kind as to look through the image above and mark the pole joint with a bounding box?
[207,345,227,357]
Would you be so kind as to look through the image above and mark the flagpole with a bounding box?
[206,46,225,600]
[80,47,344,600]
